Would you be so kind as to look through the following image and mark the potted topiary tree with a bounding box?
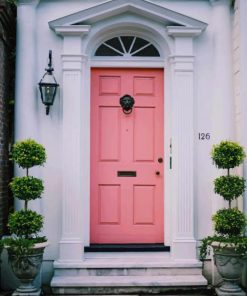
[2,139,48,295]
[200,141,247,296]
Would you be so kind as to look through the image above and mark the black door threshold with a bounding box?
[84,243,170,252]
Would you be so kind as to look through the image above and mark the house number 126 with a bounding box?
[198,133,210,140]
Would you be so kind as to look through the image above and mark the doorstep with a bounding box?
[51,252,208,295]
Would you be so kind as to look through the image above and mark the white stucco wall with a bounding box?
[233,0,247,287]
[39,0,213,256]
[2,0,239,289]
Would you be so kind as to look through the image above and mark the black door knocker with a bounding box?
[119,94,135,114]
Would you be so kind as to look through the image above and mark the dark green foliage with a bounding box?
[3,139,47,256]
[6,0,17,5]
[200,235,247,260]
[200,141,247,261]
[211,141,246,169]
[0,240,3,254]
[10,176,44,201]
[2,237,47,254]
[212,208,246,236]
[214,175,245,202]
[11,139,46,169]
[2,238,34,256]
[8,210,43,239]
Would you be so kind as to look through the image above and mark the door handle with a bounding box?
[156,171,160,176]
[158,157,163,163]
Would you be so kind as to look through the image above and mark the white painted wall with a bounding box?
[1,0,239,289]
[233,0,247,288]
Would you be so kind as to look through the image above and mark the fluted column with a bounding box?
[210,0,235,213]
[53,26,90,263]
[15,0,40,141]
[167,27,204,260]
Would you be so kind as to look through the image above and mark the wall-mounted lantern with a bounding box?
[119,94,135,114]
[38,50,59,115]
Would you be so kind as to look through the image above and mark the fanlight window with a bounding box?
[95,36,160,57]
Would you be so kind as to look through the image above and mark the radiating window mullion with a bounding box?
[128,37,137,54]
[131,43,152,56]
[118,37,127,54]
[95,36,160,57]
[103,42,124,55]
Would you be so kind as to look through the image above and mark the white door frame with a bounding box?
[52,15,205,264]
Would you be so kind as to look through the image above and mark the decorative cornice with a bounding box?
[53,25,91,37]
[49,0,207,30]
[167,26,204,38]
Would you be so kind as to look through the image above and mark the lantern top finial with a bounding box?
[46,50,54,74]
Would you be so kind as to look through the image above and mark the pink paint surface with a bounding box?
[90,68,164,243]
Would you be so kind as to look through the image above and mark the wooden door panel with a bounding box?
[91,68,164,244]
[99,107,120,161]
[99,185,120,225]
[134,107,155,161]
[133,185,155,225]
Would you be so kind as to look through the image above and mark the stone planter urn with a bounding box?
[7,242,48,295]
[213,246,246,296]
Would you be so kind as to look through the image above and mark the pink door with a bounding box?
[90,68,164,243]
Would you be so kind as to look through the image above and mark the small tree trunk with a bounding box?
[24,200,28,211]
[25,168,29,210]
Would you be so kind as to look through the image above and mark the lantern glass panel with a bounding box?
[44,85,56,105]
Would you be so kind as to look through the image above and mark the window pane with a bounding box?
[133,44,160,57]
[95,44,123,56]
[131,38,149,53]
[105,37,124,53]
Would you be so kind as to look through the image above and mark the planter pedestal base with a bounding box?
[13,290,41,296]
[216,287,246,296]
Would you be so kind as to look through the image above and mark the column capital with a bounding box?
[18,0,40,6]
[167,26,204,38]
[52,25,91,37]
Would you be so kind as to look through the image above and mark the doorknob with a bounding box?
[158,157,163,163]
[156,171,160,176]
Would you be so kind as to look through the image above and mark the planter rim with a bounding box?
[33,241,49,249]
[3,240,49,249]
[211,241,236,248]
[212,241,247,257]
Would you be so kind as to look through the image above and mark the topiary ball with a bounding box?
[11,139,46,169]
[212,208,247,236]
[214,175,245,202]
[8,210,44,239]
[211,141,246,169]
[10,176,44,201]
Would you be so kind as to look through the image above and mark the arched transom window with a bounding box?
[95,36,160,57]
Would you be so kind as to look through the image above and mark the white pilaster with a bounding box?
[15,0,40,140]
[167,27,204,260]
[210,0,235,213]
[53,26,90,263]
